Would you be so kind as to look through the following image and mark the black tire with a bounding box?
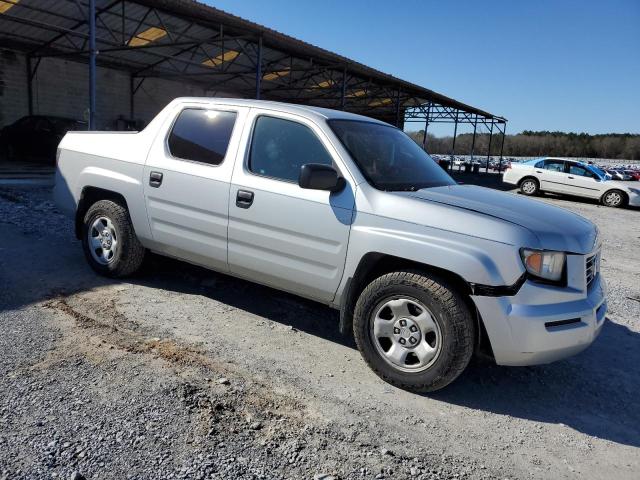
[519,177,540,196]
[353,270,475,392]
[81,199,145,277]
[601,189,626,208]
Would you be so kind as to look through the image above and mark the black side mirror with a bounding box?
[298,163,346,192]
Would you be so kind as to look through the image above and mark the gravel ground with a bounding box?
[0,185,638,480]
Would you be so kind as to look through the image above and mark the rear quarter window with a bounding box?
[168,109,237,165]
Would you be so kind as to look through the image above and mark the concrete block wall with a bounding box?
[0,48,226,130]
[0,49,29,128]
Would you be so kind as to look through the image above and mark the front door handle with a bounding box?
[149,171,163,188]
[567,176,574,179]
[236,189,254,209]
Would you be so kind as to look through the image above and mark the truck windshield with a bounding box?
[328,119,455,191]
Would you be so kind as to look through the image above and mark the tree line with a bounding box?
[407,130,640,160]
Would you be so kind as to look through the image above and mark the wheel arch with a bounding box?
[340,252,494,361]
[600,188,628,207]
[75,186,129,239]
[518,175,539,187]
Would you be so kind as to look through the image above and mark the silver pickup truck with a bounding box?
[54,98,607,392]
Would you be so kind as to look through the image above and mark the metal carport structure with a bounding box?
[0,0,508,166]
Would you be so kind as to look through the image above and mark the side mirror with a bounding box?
[298,163,346,192]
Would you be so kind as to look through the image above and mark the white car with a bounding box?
[503,157,640,208]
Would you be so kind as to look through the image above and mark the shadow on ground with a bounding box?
[1,192,638,450]
[139,254,352,348]
[432,318,640,447]
[136,256,640,449]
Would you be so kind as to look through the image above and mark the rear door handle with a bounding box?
[236,189,254,208]
[535,170,543,173]
[568,176,574,179]
[149,171,163,188]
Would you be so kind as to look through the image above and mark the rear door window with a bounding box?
[168,108,237,166]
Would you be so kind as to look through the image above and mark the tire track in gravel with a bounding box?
[31,290,498,479]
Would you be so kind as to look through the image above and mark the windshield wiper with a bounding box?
[379,185,420,191]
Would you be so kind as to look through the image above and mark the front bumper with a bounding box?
[471,272,607,366]
[627,190,640,207]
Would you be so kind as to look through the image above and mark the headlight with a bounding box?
[520,249,566,282]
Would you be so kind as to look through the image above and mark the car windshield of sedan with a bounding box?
[328,119,455,191]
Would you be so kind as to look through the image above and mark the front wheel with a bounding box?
[81,199,145,277]
[353,270,475,392]
[601,189,626,208]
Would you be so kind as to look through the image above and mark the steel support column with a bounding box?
[26,55,33,115]
[129,75,134,119]
[485,121,494,173]
[498,122,507,171]
[394,89,401,127]
[340,67,347,110]
[88,0,97,130]
[470,116,477,162]
[450,110,459,171]
[422,102,431,150]
[255,36,262,100]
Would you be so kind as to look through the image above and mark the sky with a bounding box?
[205,0,639,136]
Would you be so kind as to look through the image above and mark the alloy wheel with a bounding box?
[521,180,537,194]
[88,216,118,265]
[371,296,442,373]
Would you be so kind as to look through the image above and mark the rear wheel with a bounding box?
[519,177,539,196]
[81,200,145,277]
[353,270,475,392]
[601,189,625,208]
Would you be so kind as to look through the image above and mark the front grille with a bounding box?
[585,253,598,289]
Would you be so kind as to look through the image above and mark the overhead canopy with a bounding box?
[0,0,507,127]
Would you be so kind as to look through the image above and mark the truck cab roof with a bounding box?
[165,97,391,126]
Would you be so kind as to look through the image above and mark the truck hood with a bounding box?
[398,184,597,254]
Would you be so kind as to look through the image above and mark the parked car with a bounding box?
[504,157,640,207]
[491,161,510,172]
[54,99,607,392]
[0,115,86,164]
[624,170,640,181]
[615,169,634,181]
[605,169,630,181]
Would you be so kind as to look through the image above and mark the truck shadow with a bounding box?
[139,254,353,349]
[1,212,638,449]
[141,256,640,448]
[432,318,640,448]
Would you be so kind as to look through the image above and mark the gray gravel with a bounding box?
[1,185,639,479]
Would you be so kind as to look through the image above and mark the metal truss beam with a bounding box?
[1,0,506,129]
